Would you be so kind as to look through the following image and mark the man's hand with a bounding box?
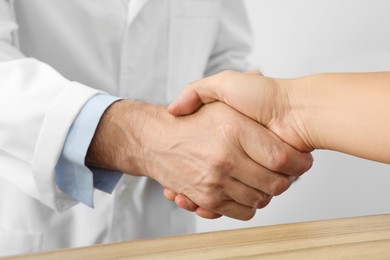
[163,187,223,219]
[86,99,312,220]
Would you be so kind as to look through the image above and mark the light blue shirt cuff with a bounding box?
[55,94,122,207]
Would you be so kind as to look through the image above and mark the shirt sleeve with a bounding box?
[55,94,123,207]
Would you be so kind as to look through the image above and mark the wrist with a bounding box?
[273,77,315,152]
[85,100,165,177]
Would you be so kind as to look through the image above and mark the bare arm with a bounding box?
[283,72,390,163]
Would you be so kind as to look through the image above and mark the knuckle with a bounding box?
[269,177,291,196]
[253,193,265,208]
[267,145,290,172]
[240,208,257,221]
[200,196,220,211]
[302,153,314,173]
[256,194,273,209]
[186,80,200,92]
[209,150,235,173]
[287,152,314,177]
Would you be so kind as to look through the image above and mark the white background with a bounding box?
[196,0,390,233]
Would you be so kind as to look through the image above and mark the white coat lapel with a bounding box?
[127,0,150,25]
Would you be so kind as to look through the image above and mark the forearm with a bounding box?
[85,99,162,177]
[284,72,390,163]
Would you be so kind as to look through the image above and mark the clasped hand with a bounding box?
[163,71,313,220]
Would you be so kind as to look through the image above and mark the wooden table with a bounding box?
[5,214,390,259]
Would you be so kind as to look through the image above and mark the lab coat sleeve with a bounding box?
[0,59,103,212]
[56,95,123,208]
[205,0,253,75]
[0,2,102,211]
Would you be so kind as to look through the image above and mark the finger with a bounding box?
[169,189,252,220]
[168,70,266,121]
[195,207,222,219]
[165,189,203,213]
[188,183,261,220]
[231,154,294,197]
[168,71,232,116]
[209,200,257,221]
[163,187,177,201]
[184,182,258,220]
[172,193,223,219]
[175,194,199,212]
[238,121,314,177]
[167,85,207,116]
[172,189,256,220]
[224,177,274,208]
[172,171,270,217]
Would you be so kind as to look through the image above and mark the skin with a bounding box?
[166,70,390,217]
[85,99,312,220]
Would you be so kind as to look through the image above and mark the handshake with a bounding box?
[162,70,390,220]
[88,70,389,221]
[161,71,315,220]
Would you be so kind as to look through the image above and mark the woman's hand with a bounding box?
[168,70,312,152]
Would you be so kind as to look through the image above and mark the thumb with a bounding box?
[167,73,226,116]
[167,85,206,116]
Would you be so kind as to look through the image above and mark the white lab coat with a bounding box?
[0,0,252,256]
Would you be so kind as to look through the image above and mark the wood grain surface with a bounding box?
[4,214,390,259]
